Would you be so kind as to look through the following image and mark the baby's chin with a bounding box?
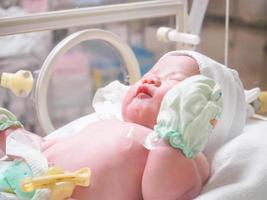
[122,107,156,129]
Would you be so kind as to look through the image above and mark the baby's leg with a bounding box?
[142,146,209,200]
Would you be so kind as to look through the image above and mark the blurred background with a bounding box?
[0,0,266,135]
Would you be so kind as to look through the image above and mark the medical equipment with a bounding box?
[0,0,193,36]
[157,27,200,45]
[21,167,91,192]
[0,70,33,97]
[35,29,141,134]
[156,0,209,46]
[0,0,206,134]
[0,29,140,134]
[251,91,267,120]
[21,167,91,200]
[0,114,92,200]
[255,92,267,114]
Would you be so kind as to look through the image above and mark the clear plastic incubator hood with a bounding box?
[0,29,140,134]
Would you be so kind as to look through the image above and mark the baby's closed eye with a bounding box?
[166,74,185,83]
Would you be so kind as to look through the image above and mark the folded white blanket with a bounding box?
[196,119,267,200]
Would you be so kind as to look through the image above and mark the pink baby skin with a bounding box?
[0,55,209,200]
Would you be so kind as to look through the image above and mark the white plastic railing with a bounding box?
[0,0,185,36]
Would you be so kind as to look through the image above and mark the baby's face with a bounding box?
[122,55,199,129]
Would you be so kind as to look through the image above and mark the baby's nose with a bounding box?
[142,77,161,87]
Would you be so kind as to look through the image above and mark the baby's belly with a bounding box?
[43,120,150,200]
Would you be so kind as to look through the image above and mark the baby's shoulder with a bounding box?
[80,119,152,138]
[91,119,152,132]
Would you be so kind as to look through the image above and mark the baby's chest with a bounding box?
[44,122,150,170]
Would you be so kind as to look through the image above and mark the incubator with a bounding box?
[0,0,267,199]
[0,29,141,134]
[0,0,211,134]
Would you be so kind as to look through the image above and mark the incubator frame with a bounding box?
[0,0,208,37]
[0,0,209,134]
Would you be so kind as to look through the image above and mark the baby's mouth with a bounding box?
[136,85,152,98]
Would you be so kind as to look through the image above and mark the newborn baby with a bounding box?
[0,50,246,200]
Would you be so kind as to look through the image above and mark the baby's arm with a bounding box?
[142,146,209,200]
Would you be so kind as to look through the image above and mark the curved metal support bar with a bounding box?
[35,29,140,135]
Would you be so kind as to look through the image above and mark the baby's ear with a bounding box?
[156,75,223,158]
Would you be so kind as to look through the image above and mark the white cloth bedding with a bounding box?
[45,113,99,140]
[196,119,267,200]
[46,81,128,140]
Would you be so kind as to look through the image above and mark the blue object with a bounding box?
[1,160,35,200]
[132,46,155,75]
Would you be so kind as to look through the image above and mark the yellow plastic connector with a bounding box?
[0,70,33,97]
[258,91,267,114]
[21,167,91,200]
